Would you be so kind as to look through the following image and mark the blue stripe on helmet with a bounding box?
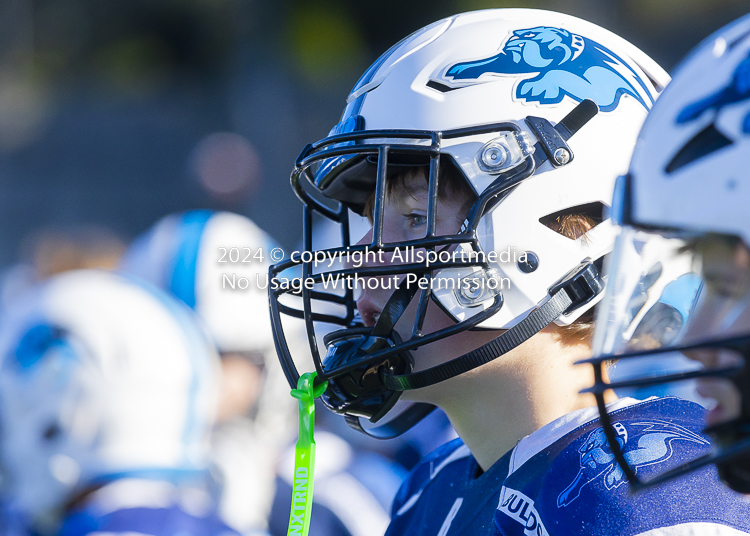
[169,210,214,309]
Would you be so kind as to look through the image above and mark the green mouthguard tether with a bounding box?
[286,372,328,536]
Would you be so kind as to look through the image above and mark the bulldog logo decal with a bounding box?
[443,26,652,112]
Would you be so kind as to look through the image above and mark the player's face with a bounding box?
[354,171,497,373]
[683,239,750,426]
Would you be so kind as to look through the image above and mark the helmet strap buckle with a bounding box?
[526,98,599,168]
[548,260,604,315]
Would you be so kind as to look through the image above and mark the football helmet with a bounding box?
[582,14,750,492]
[0,270,220,532]
[270,9,669,437]
[121,210,277,355]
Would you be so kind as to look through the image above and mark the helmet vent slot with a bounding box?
[665,123,733,174]
[426,80,460,93]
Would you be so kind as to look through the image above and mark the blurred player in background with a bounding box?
[583,13,750,495]
[122,210,402,536]
[270,8,750,535]
[121,210,295,535]
[0,270,236,536]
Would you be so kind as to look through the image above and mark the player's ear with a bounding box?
[548,303,595,348]
[542,211,599,348]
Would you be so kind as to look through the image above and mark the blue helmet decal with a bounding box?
[11,324,73,371]
[556,420,708,507]
[677,50,750,134]
[444,26,653,112]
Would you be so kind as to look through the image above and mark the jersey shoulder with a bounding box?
[387,437,515,536]
[495,397,750,536]
[391,437,472,517]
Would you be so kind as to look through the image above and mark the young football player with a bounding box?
[121,210,296,534]
[583,13,750,495]
[0,270,237,536]
[269,9,750,535]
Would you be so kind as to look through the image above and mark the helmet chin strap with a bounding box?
[337,281,436,439]
[342,261,601,439]
[349,279,572,434]
[382,260,602,391]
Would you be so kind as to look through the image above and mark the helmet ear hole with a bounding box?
[539,201,607,241]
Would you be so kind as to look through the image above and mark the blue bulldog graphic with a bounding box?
[677,51,750,134]
[444,26,652,112]
[556,421,708,507]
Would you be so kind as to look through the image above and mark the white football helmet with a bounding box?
[0,270,220,531]
[121,210,277,355]
[269,9,669,437]
[585,14,750,493]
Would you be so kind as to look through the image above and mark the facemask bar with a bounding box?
[578,334,750,491]
[271,100,600,438]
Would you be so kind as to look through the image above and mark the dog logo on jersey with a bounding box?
[443,26,651,112]
[556,421,708,507]
[677,51,750,133]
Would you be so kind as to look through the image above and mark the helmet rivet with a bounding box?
[517,252,539,274]
[481,144,508,168]
[553,148,571,165]
[461,279,484,301]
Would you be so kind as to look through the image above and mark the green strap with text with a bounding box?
[287,372,328,536]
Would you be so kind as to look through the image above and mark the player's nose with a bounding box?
[351,228,400,326]
[350,228,399,268]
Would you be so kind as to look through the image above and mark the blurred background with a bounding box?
[0,0,747,267]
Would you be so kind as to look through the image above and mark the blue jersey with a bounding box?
[56,479,246,536]
[387,397,750,536]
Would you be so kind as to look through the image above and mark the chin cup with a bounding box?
[319,328,414,423]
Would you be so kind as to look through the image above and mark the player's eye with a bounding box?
[407,213,427,228]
